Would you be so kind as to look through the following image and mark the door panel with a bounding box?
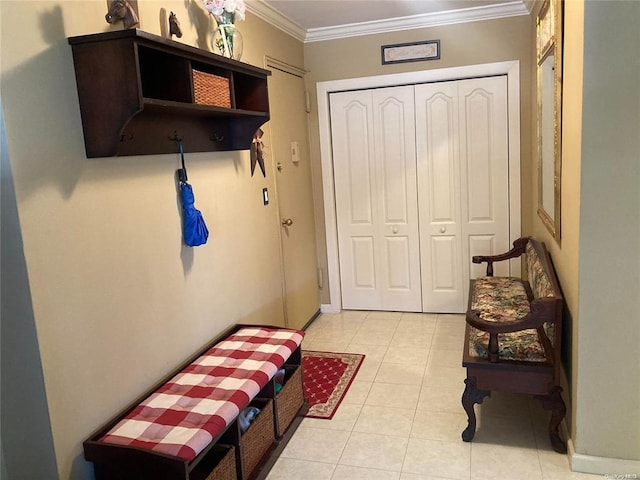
[416,81,464,312]
[458,77,510,281]
[427,94,458,222]
[331,86,421,311]
[386,236,412,288]
[431,236,458,290]
[417,76,510,312]
[345,103,375,225]
[378,97,411,224]
[268,66,319,329]
[331,90,379,309]
[372,87,421,311]
[352,236,376,289]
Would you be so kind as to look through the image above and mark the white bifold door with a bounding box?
[415,76,510,312]
[330,76,510,313]
[330,86,422,312]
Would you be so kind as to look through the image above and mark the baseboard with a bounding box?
[568,437,640,476]
[320,303,340,314]
[558,404,639,476]
[301,309,322,331]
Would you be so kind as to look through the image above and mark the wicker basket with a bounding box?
[240,398,275,479]
[190,444,237,480]
[192,69,231,108]
[275,365,304,437]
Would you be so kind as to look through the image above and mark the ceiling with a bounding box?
[249,0,532,42]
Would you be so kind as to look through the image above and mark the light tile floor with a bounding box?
[266,311,602,480]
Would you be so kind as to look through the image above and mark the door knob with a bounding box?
[282,218,293,226]
[392,227,399,234]
[440,226,447,233]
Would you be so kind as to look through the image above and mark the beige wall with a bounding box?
[0,2,304,478]
[573,0,639,463]
[303,15,534,305]
[530,0,640,467]
[3,0,638,476]
[530,0,583,439]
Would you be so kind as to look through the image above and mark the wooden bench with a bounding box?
[461,237,567,453]
[83,325,308,480]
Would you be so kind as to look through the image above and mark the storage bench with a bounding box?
[190,444,236,480]
[238,398,274,479]
[461,237,567,453]
[84,325,307,479]
[274,365,304,437]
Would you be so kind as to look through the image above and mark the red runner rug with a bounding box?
[302,350,365,419]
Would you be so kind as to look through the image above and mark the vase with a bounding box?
[212,16,243,60]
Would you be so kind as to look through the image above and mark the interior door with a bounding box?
[267,64,319,329]
[415,81,465,313]
[458,76,510,282]
[330,86,421,311]
[415,76,510,312]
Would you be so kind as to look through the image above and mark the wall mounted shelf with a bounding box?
[68,29,270,158]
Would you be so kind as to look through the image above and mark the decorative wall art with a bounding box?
[381,40,440,65]
[251,128,266,177]
[537,0,563,241]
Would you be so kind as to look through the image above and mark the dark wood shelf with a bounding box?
[142,98,270,118]
[68,29,271,158]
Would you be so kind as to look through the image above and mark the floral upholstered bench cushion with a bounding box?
[525,242,554,299]
[468,276,547,362]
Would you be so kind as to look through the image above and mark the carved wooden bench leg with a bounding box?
[461,377,491,442]
[535,386,567,453]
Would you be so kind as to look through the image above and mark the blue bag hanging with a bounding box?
[176,140,208,247]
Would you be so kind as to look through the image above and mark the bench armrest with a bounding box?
[472,237,530,276]
[466,298,557,362]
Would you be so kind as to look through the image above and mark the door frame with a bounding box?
[317,61,522,313]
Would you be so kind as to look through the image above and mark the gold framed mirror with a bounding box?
[537,0,563,240]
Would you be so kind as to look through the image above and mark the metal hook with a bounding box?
[168,131,184,142]
[210,133,225,142]
[172,135,187,183]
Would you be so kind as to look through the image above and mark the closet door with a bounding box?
[330,86,421,311]
[416,76,510,312]
[415,81,465,312]
[458,76,510,281]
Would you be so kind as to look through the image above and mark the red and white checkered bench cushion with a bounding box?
[99,327,304,461]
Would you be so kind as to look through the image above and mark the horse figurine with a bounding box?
[105,0,139,30]
[169,11,183,38]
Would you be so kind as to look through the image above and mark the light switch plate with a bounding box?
[290,141,300,164]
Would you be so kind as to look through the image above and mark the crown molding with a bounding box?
[522,0,536,14]
[248,0,530,43]
[246,0,307,42]
[306,1,530,42]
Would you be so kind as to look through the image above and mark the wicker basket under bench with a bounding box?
[84,325,308,480]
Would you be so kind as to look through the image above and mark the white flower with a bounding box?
[224,0,237,13]
[234,1,246,21]
[201,0,245,21]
